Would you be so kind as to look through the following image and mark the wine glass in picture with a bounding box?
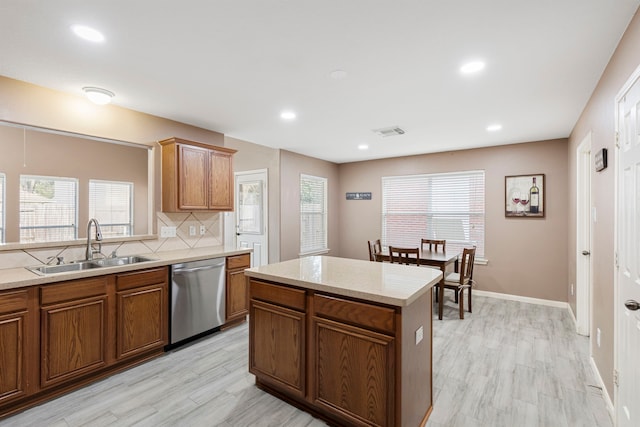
[511,190,521,213]
[520,193,529,215]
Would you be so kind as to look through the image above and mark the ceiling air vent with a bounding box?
[373,126,405,137]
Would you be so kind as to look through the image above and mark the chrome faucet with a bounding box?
[86,218,103,260]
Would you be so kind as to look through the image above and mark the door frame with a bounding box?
[614,62,640,426]
[576,132,593,337]
[234,168,269,267]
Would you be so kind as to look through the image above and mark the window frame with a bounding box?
[19,174,79,243]
[299,173,328,256]
[89,179,134,238]
[381,170,485,260]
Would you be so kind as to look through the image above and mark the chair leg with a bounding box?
[458,288,464,319]
[468,287,472,313]
[435,285,439,303]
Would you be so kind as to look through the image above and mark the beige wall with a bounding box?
[568,8,640,399]
[224,136,281,263]
[279,150,340,261]
[338,139,569,302]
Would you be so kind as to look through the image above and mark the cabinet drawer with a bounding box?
[41,277,108,306]
[250,279,306,311]
[0,289,29,314]
[227,253,250,270]
[314,294,396,335]
[116,267,168,291]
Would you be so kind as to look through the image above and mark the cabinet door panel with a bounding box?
[226,269,248,322]
[209,150,232,210]
[178,144,209,210]
[313,317,395,427]
[0,312,26,403]
[41,297,107,387]
[250,300,305,397]
[116,285,166,359]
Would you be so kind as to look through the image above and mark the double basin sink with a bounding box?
[28,255,157,276]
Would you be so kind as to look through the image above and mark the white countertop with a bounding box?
[244,255,442,307]
[0,246,252,291]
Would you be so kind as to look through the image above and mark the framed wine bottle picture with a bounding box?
[505,174,545,218]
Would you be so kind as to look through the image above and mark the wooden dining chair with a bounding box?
[367,239,382,262]
[421,239,446,252]
[441,246,476,319]
[388,246,421,266]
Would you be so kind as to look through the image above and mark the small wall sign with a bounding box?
[346,192,371,200]
[595,148,607,172]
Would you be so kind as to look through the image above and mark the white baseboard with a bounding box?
[473,289,569,309]
[590,356,615,422]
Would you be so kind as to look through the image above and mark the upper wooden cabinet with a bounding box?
[159,137,236,212]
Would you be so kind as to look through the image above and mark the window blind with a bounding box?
[300,174,328,254]
[382,170,485,257]
[89,180,133,237]
[19,175,78,243]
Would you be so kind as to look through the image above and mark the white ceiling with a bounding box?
[1,1,638,163]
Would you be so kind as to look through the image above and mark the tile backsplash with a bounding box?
[0,212,222,269]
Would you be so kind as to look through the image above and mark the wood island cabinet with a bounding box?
[159,137,236,212]
[225,253,251,324]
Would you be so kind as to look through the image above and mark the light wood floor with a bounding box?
[0,295,612,427]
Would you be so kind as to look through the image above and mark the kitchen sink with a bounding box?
[90,255,156,267]
[27,255,157,275]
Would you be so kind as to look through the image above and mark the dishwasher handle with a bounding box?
[173,263,224,275]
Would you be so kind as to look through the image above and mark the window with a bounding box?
[0,173,5,243]
[300,174,328,255]
[20,175,78,243]
[89,180,134,238]
[382,170,485,258]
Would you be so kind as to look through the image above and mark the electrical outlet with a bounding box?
[571,283,574,296]
[415,326,424,345]
[597,328,601,348]
[200,225,206,235]
[189,225,196,236]
[160,226,176,238]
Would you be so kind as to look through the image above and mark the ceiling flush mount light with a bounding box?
[486,124,502,132]
[71,25,105,43]
[358,144,369,150]
[83,87,114,105]
[280,111,296,120]
[330,69,348,80]
[460,61,485,74]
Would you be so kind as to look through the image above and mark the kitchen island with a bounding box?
[244,256,441,427]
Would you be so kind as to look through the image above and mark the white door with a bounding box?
[576,133,592,336]
[616,66,640,427]
[235,169,268,268]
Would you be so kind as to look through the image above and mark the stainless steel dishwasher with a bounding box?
[170,257,226,345]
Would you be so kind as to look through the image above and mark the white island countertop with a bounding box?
[244,255,442,307]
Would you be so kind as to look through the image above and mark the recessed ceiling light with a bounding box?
[358,144,369,150]
[486,124,502,132]
[330,69,348,80]
[83,87,114,105]
[71,25,105,43]
[460,61,485,74]
[280,111,296,120]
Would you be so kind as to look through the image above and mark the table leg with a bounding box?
[439,266,445,320]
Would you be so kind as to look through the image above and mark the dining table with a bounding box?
[376,248,459,320]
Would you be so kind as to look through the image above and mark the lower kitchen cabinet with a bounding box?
[225,253,251,324]
[40,277,109,388]
[0,288,37,406]
[0,266,169,419]
[115,268,168,360]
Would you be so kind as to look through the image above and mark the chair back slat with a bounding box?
[421,239,446,252]
[388,246,421,266]
[458,246,477,284]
